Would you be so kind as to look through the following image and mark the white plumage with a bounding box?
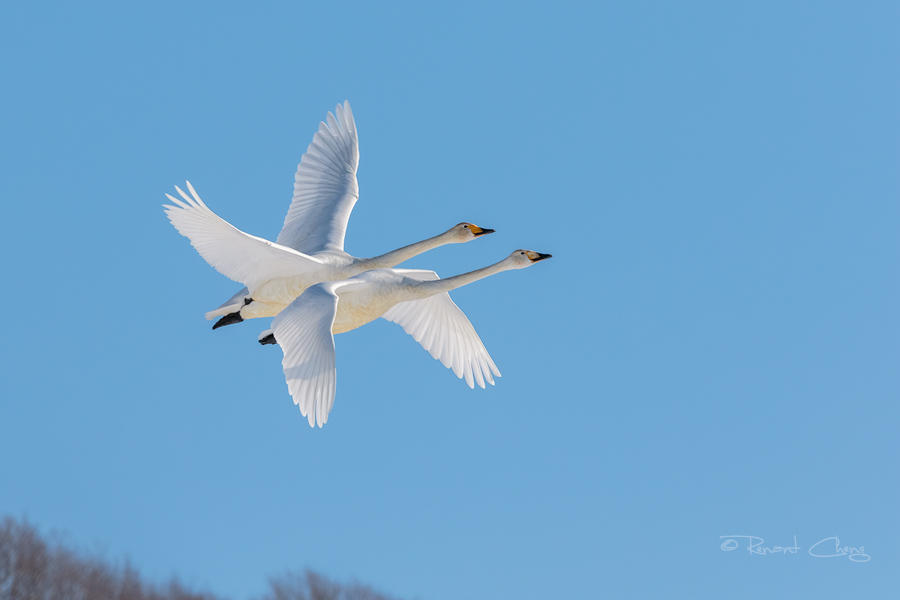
[270,250,550,427]
[164,101,494,324]
[164,101,549,429]
[382,270,500,390]
[164,182,324,293]
[271,286,339,428]
[278,101,360,254]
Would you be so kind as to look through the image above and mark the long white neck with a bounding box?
[412,258,515,299]
[355,230,452,271]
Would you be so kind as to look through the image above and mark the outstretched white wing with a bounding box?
[272,285,339,428]
[164,182,324,294]
[204,102,357,318]
[382,270,501,389]
[276,101,360,254]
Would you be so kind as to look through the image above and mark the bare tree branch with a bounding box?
[0,517,404,600]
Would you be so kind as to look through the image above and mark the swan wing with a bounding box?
[276,101,360,254]
[164,182,324,293]
[203,102,356,317]
[382,270,501,389]
[272,285,339,428]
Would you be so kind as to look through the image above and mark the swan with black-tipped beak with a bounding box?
[259,249,552,427]
[163,101,494,328]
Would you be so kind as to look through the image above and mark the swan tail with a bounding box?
[205,287,251,320]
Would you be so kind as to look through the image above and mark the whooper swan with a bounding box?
[163,101,494,328]
[260,249,552,427]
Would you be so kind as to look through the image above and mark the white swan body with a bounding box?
[163,101,493,326]
[267,250,552,427]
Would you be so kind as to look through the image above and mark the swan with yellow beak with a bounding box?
[164,101,494,328]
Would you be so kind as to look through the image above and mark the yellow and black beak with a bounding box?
[526,251,552,262]
[471,226,495,237]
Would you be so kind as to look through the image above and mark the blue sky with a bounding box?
[1,1,897,598]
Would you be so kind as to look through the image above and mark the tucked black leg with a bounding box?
[212,311,244,330]
[258,333,277,345]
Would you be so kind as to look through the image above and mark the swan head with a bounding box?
[507,249,553,269]
[449,222,495,242]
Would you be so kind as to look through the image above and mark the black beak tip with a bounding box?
[475,228,495,236]
[537,252,552,261]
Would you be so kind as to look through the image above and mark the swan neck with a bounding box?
[358,231,449,270]
[416,259,511,297]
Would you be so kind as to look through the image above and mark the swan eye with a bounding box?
[520,252,524,255]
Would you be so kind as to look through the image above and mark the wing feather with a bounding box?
[164,182,323,293]
[276,101,360,254]
[204,102,358,315]
[272,285,339,428]
[382,270,500,389]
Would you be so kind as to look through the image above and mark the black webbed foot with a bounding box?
[212,312,244,330]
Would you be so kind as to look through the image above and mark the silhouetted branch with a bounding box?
[0,516,403,600]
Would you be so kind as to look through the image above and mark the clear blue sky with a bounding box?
[1,1,897,598]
